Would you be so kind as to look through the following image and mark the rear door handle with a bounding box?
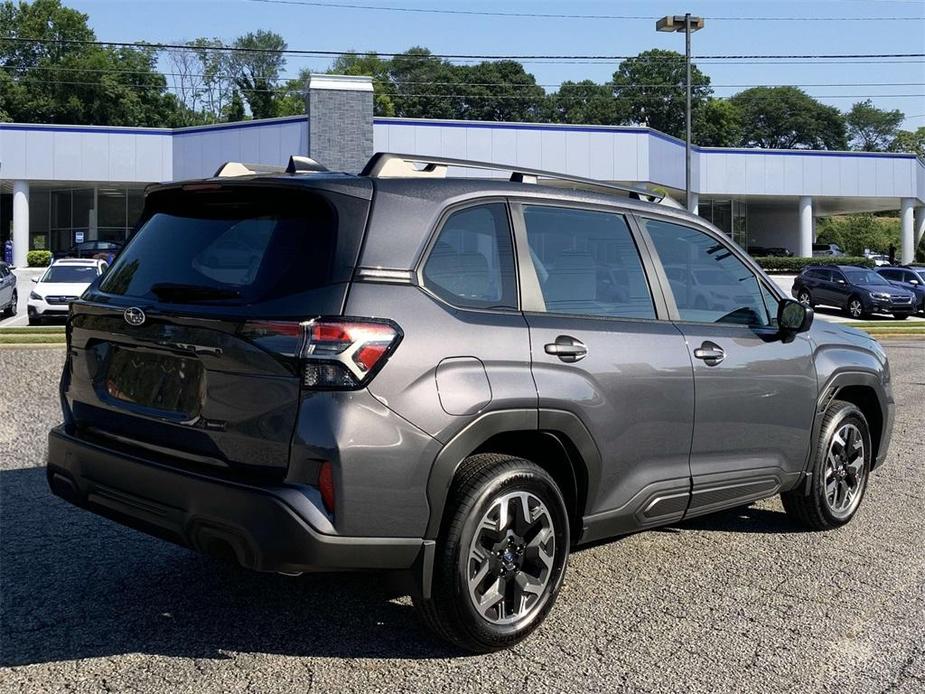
[693,341,725,366]
[545,335,588,363]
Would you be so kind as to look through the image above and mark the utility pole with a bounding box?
[656,14,705,212]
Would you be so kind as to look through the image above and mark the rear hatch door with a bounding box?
[63,179,371,477]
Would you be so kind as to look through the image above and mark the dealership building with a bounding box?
[2,74,924,268]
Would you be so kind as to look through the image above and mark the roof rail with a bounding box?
[214,155,328,178]
[360,152,668,204]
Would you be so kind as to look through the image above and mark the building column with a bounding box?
[914,206,925,251]
[12,180,29,268]
[688,191,699,215]
[798,196,813,258]
[900,198,915,264]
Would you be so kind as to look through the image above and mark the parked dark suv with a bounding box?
[876,266,925,313]
[47,154,895,652]
[792,264,916,319]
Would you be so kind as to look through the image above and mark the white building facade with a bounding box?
[2,75,924,267]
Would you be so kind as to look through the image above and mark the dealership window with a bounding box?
[24,185,147,252]
[698,199,748,250]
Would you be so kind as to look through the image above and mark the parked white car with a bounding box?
[28,258,108,325]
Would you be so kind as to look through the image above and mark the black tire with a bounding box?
[893,313,909,320]
[27,314,42,326]
[844,296,867,319]
[781,400,871,530]
[8,291,17,316]
[413,453,570,653]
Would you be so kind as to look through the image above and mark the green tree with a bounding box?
[453,60,545,122]
[329,52,395,116]
[223,89,246,122]
[389,47,462,119]
[230,30,286,119]
[845,99,904,151]
[544,80,622,125]
[611,49,711,138]
[276,67,310,117]
[693,99,742,147]
[730,86,847,150]
[890,127,925,158]
[1,0,184,126]
[816,214,900,256]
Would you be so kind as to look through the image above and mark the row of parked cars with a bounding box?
[0,241,122,324]
[792,264,925,319]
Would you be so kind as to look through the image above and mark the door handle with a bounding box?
[693,341,725,366]
[544,335,588,363]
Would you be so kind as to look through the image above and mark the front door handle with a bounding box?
[545,335,588,363]
[693,341,725,366]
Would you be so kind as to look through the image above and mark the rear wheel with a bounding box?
[414,453,569,653]
[796,289,813,307]
[781,400,870,530]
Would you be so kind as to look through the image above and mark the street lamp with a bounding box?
[657,13,705,213]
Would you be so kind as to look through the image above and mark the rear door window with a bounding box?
[522,205,656,319]
[99,187,356,308]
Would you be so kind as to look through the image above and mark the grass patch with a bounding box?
[0,334,66,344]
[0,326,66,335]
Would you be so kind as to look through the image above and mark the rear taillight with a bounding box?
[242,317,401,390]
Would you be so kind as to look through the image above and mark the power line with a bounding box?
[2,37,923,62]
[4,65,924,90]
[8,76,924,101]
[238,0,925,22]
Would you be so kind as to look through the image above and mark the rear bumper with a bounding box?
[46,426,424,574]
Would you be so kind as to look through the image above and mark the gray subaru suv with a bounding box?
[47,153,894,653]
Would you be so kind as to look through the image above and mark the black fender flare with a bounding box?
[422,408,602,540]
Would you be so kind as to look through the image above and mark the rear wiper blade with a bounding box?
[150,283,241,302]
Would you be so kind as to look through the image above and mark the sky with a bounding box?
[66,0,925,129]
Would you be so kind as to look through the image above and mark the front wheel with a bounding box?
[796,289,813,307]
[1,291,14,317]
[414,454,570,653]
[893,313,909,320]
[845,296,867,319]
[781,400,871,530]
[27,313,42,326]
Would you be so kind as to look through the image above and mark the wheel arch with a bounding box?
[812,370,891,471]
[423,409,601,542]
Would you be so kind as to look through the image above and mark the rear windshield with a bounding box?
[100,187,341,305]
[42,265,98,283]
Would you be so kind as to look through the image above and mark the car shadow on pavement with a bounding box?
[0,466,460,667]
[666,505,803,535]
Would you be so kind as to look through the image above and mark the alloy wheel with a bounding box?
[849,299,863,318]
[823,422,866,518]
[466,491,556,626]
[798,290,811,306]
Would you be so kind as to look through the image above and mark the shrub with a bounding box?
[753,256,874,273]
[26,250,52,267]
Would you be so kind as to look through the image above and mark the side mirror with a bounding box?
[778,299,813,335]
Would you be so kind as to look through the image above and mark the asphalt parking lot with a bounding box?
[1,343,923,694]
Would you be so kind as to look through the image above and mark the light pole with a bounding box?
[657,13,704,212]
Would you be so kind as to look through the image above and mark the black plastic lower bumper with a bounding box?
[46,426,423,574]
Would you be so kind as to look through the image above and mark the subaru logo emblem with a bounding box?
[123,307,146,326]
